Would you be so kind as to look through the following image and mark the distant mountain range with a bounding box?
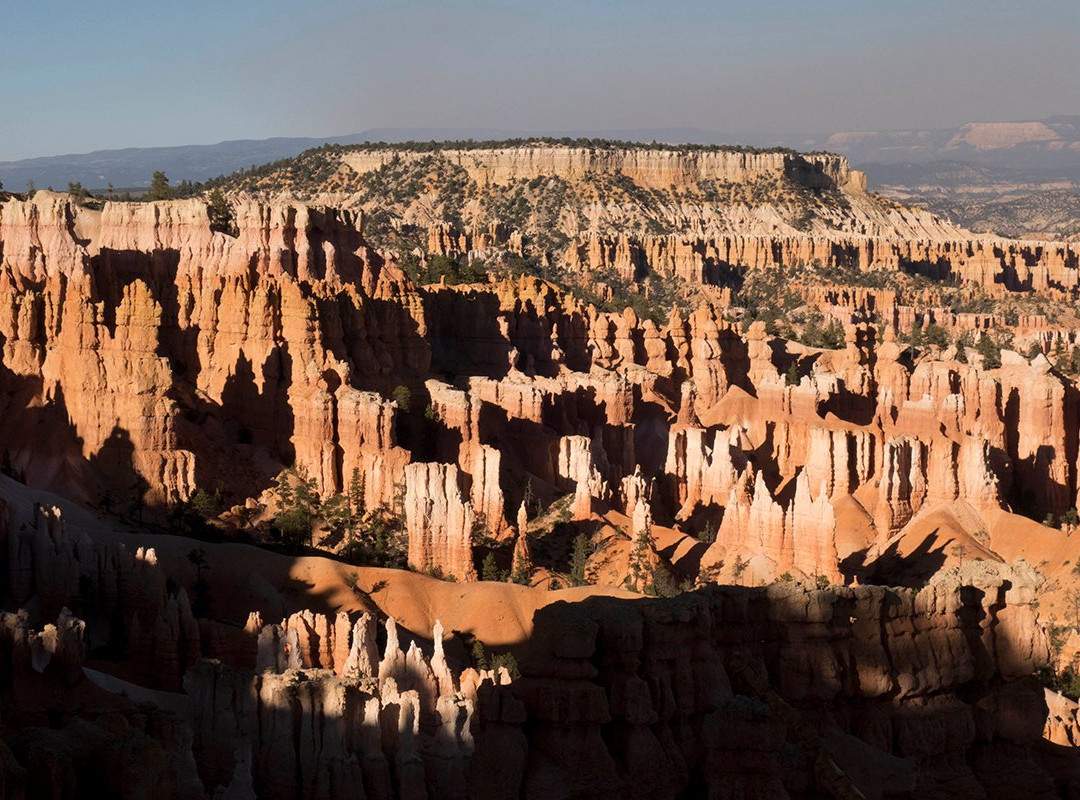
[0,127,762,191]
[0,133,374,192]
[3,117,1078,192]
[824,119,1080,241]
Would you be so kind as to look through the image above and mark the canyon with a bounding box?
[2,141,1080,798]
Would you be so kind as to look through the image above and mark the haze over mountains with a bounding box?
[815,116,1080,170]
[0,127,762,190]
[4,117,1080,191]
[838,117,1080,240]
[3,116,1077,242]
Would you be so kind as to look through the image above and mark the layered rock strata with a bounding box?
[0,523,1062,800]
[3,193,1080,583]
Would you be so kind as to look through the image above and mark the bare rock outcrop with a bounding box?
[404,463,477,581]
[1,183,1080,590]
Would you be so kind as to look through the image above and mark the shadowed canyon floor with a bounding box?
[3,141,1080,798]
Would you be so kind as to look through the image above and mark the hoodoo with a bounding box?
[2,133,1080,797]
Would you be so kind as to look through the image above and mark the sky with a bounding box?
[1,0,1078,161]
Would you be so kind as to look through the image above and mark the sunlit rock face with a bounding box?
[4,590,1058,796]
[1,189,1079,585]
[4,138,1080,798]
[0,498,1058,798]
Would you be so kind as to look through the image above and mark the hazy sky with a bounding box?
[2,0,1078,161]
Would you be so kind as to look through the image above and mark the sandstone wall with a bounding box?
[342,146,861,191]
[0,511,1061,800]
[562,230,1080,296]
[2,193,1080,587]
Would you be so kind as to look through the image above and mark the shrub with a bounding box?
[188,488,223,520]
[338,505,408,569]
[392,385,411,413]
[67,181,90,201]
[490,652,521,679]
[790,209,814,231]
[923,324,949,348]
[471,640,521,679]
[732,554,748,579]
[274,506,313,549]
[697,522,718,545]
[801,313,845,350]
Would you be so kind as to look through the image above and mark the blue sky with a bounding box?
[1,0,1078,160]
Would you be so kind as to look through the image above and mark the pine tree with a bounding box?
[187,547,208,580]
[187,548,211,617]
[187,488,221,521]
[207,188,237,236]
[509,555,531,585]
[821,319,845,349]
[976,334,1001,369]
[522,477,537,515]
[275,470,294,509]
[509,537,531,586]
[322,493,350,537]
[273,468,319,548]
[907,321,922,359]
[292,466,319,516]
[568,534,591,587]
[480,552,501,581]
[801,314,822,348]
[148,171,171,201]
[471,640,489,671]
[347,467,366,534]
[625,524,653,592]
[924,324,949,348]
